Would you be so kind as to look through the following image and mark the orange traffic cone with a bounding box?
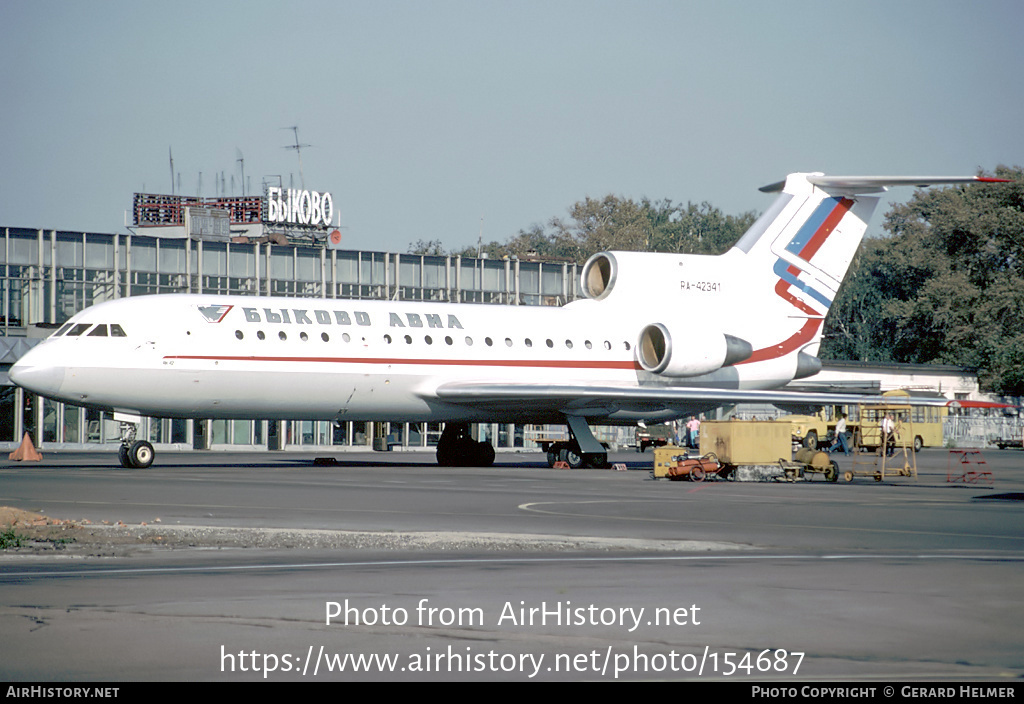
[8,432,42,461]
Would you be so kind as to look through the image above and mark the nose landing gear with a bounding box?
[118,421,155,469]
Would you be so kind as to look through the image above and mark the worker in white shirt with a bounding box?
[829,414,850,455]
[881,413,896,456]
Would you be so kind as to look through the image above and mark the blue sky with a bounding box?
[1,0,1020,252]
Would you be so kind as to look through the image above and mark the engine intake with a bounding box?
[637,323,753,377]
[582,252,617,300]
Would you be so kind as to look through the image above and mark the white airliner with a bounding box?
[9,172,1002,468]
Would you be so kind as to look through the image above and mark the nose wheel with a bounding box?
[119,440,155,468]
[118,421,155,468]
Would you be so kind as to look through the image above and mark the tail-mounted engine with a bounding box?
[582,251,692,302]
[637,323,753,377]
[582,252,615,300]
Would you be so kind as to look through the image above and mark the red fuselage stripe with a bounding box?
[740,318,822,364]
[163,354,642,370]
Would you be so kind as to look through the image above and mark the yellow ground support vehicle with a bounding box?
[786,414,829,449]
[846,400,918,482]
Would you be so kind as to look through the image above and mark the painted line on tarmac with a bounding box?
[2,551,1024,580]
[518,500,1024,543]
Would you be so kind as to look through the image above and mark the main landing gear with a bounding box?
[544,440,608,469]
[544,416,609,469]
[118,421,155,469]
[436,422,496,467]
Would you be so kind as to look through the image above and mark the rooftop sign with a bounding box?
[266,187,333,228]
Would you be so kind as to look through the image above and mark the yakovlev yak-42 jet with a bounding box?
[10,172,1005,468]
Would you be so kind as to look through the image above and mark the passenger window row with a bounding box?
[235,329,631,351]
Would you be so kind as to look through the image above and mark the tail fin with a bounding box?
[732,172,993,367]
[731,172,880,319]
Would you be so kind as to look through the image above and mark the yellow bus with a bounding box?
[849,400,942,453]
[785,390,945,452]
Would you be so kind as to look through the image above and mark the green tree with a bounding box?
[645,199,756,255]
[548,195,653,260]
[407,239,448,256]
[439,195,757,263]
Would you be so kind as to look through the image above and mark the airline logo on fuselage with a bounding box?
[237,307,463,329]
[198,305,234,323]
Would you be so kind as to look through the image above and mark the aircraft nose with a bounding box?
[9,359,66,397]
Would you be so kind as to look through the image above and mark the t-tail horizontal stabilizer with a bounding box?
[759,174,1009,194]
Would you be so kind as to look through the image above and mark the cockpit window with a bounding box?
[59,323,126,338]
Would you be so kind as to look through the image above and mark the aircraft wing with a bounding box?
[431,382,945,418]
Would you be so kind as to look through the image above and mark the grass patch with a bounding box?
[0,526,24,549]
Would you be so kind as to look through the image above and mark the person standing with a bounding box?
[687,416,701,449]
[881,413,896,456]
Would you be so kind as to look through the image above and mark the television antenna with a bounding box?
[282,126,310,189]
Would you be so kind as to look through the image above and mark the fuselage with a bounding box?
[9,281,800,424]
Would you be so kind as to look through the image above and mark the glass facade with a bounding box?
[0,226,600,451]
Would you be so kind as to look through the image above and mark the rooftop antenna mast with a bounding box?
[282,126,310,189]
[236,148,246,197]
[168,147,175,196]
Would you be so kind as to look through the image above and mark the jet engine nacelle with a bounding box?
[582,251,703,302]
[636,322,753,377]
